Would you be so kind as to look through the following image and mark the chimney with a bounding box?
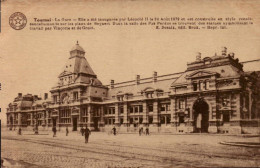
[229,52,235,58]
[33,95,38,101]
[18,93,22,98]
[221,47,227,56]
[44,93,48,100]
[196,52,201,61]
[136,75,140,85]
[153,71,157,83]
[110,80,114,89]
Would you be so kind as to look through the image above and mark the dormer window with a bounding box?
[60,78,64,85]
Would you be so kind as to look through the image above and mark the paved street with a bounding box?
[1,129,260,168]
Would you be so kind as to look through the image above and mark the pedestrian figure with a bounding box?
[18,127,22,135]
[80,127,84,136]
[85,126,91,143]
[66,126,69,136]
[145,127,149,135]
[139,127,143,136]
[52,126,57,137]
[112,126,116,136]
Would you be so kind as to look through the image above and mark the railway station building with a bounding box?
[6,43,260,134]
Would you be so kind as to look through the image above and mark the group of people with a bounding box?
[52,126,91,143]
[139,127,149,136]
[17,125,150,143]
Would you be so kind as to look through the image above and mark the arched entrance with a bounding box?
[193,98,209,133]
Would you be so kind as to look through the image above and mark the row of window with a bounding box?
[104,104,170,115]
[60,110,71,118]
[53,92,79,103]
[60,118,71,123]
[82,108,88,116]
[104,115,171,125]
[82,117,88,123]
[192,81,210,91]
[60,76,73,85]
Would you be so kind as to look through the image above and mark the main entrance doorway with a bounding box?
[193,98,209,133]
[73,118,77,131]
[93,117,99,131]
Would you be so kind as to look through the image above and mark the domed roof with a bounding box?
[71,41,85,52]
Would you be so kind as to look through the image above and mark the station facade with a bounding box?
[6,43,260,134]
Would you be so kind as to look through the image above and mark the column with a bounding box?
[153,101,159,125]
[45,111,48,126]
[100,106,105,126]
[79,107,82,126]
[170,98,176,123]
[123,102,128,125]
[248,90,252,119]
[114,103,119,125]
[142,101,148,125]
[18,112,22,126]
[236,93,241,120]
[30,112,33,126]
[57,109,60,127]
[87,105,93,128]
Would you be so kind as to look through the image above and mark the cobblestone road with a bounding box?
[1,130,260,168]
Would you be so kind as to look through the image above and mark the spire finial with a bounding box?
[76,40,79,45]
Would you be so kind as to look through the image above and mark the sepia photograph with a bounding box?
[0,0,259,167]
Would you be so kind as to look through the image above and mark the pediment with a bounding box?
[186,70,218,79]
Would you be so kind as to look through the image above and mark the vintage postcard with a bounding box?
[0,0,259,167]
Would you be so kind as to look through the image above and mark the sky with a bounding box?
[0,0,259,124]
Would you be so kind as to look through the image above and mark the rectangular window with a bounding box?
[193,83,198,91]
[166,104,171,111]
[120,118,123,124]
[139,117,143,124]
[120,106,124,114]
[199,81,204,91]
[161,116,165,124]
[223,112,230,122]
[130,118,133,124]
[148,104,153,112]
[205,81,210,90]
[149,117,153,124]
[179,116,184,123]
[179,99,185,109]
[139,105,143,113]
[112,108,115,114]
[166,115,171,124]
[53,95,58,103]
[130,106,134,113]
[73,92,78,100]
[134,106,139,113]
[161,104,166,111]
